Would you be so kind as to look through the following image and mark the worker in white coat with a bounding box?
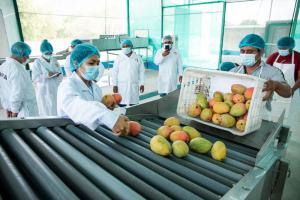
[64,39,82,76]
[32,39,63,116]
[57,43,129,135]
[154,35,183,96]
[112,39,145,106]
[0,41,38,118]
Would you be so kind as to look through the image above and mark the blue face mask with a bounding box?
[278,49,290,57]
[82,65,99,81]
[240,53,256,67]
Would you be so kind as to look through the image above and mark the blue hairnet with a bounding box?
[70,43,100,72]
[220,62,236,71]
[40,39,53,54]
[71,39,83,47]
[277,37,295,49]
[162,35,173,42]
[121,39,133,47]
[11,41,31,57]
[239,34,265,49]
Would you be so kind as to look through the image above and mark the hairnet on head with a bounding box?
[70,43,100,72]
[11,41,31,58]
[40,39,53,54]
[162,35,173,43]
[239,34,265,49]
[220,62,236,71]
[71,39,83,47]
[121,39,133,47]
[277,37,295,49]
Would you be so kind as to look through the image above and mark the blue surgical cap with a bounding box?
[162,35,173,42]
[277,37,295,49]
[71,39,83,47]
[239,34,265,49]
[11,41,31,58]
[220,62,236,71]
[121,39,133,47]
[40,39,53,54]
[70,43,100,72]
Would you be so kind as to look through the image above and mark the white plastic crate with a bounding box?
[177,68,266,136]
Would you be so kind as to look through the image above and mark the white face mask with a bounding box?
[43,54,51,60]
[240,53,256,67]
[122,47,132,55]
[278,49,290,57]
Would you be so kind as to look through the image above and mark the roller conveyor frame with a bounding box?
[0,90,290,200]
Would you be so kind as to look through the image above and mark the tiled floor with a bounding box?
[0,69,299,199]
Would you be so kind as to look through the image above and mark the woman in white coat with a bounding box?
[32,40,63,116]
[0,42,38,118]
[64,39,82,77]
[112,39,145,106]
[57,43,129,135]
[154,35,183,97]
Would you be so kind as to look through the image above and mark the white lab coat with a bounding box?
[112,52,145,105]
[57,72,119,130]
[0,57,38,117]
[64,54,72,76]
[154,47,183,94]
[32,56,63,116]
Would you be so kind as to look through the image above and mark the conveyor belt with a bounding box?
[0,117,258,200]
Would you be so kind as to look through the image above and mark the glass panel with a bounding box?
[294,6,300,51]
[163,2,224,69]
[162,0,222,7]
[16,0,127,56]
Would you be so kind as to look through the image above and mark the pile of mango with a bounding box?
[150,117,227,161]
[187,84,254,132]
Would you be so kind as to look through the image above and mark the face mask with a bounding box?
[81,65,99,81]
[163,44,172,51]
[278,49,290,57]
[240,53,256,67]
[43,54,51,60]
[122,47,132,55]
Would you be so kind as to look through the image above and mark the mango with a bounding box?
[196,92,207,100]
[236,119,246,131]
[208,99,217,108]
[172,141,189,158]
[232,94,245,103]
[231,84,247,95]
[128,121,141,136]
[229,103,247,117]
[211,141,227,161]
[197,98,208,109]
[112,93,122,104]
[246,100,251,110]
[187,103,201,117]
[244,87,254,100]
[220,114,236,128]
[189,137,212,154]
[212,113,222,125]
[150,135,172,156]
[157,126,174,138]
[170,131,189,142]
[200,108,213,122]
[213,102,230,114]
[102,94,116,109]
[213,91,223,101]
[223,93,233,101]
[183,126,201,140]
[171,125,182,132]
[224,100,234,108]
[164,117,180,127]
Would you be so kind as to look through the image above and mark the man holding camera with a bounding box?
[154,35,183,97]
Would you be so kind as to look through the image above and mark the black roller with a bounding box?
[0,129,79,200]
[96,126,230,195]
[65,125,202,200]
[19,128,110,200]
[35,126,144,200]
[51,126,171,200]
[0,144,39,200]
[78,125,220,200]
